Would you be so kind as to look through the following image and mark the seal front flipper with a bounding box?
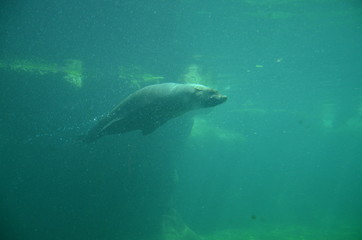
[141,123,160,135]
[141,115,172,135]
[101,117,136,135]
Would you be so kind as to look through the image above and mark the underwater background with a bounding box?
[1,0,361,239]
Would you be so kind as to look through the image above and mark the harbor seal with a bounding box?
[83,83,227,143]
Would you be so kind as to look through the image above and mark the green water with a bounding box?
[1,1,361,240]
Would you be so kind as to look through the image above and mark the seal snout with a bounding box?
[220,94,228,103]
[216,94,227,104]
[205,93,227,107]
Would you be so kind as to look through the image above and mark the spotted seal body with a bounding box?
[83,83,227,143]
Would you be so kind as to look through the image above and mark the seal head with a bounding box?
[192,84,228,108]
